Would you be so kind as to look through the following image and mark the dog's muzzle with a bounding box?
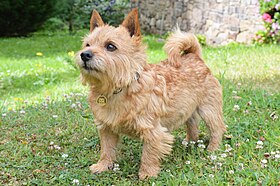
[80,50,93,70]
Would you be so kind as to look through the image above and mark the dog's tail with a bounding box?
[164,28,202,67]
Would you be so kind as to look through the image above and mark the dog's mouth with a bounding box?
[78,55,103,73]
[82,63,100,73]
[83,63,93,71]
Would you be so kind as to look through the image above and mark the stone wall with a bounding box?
[131,0,263,45]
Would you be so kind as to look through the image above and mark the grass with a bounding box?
[0,31,280,185]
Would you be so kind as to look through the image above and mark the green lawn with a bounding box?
[0,31,279,185]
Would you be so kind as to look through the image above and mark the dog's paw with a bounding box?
[139,166,160,180]
[207,142,220,152]
[138,171,158,180]
[89,162,112,174]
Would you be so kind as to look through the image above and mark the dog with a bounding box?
[76,8,226,180]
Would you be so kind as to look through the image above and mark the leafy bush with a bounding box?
[254,0,280,44]
[0,0,57,37]
[41,18,68,32]
[50,0,130,32]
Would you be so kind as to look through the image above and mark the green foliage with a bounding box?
[0,0,58,36]
[254,0,280,44]
[46,0,130,32]
[259,0,279,14]
[41,18,68,32]
[196,34,207,46]
[0,33,280,185]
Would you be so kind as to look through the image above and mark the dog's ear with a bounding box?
[122,8,141,38]
[90,10,104,32]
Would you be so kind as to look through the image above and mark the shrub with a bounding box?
[54,0,130,32]
[41,18,68,32]
[254,0,280,44]
[0,0,57,37]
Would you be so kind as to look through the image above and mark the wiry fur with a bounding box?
[76,8,226,180]
[164,28,202,67]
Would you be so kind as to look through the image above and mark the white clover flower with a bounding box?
[270,112,278,120]
[62,153,68,158]
[190,141,196,145]
[75,93,83,96]
[197,140,203,143]
[185,161,191,165]
[20,110,26,114]
[113,163,120,171]
[256,145,263,149]
[233,105,240,111]
[210,155,217,161]
[221,153,227,158]
[2,113,6,117]
[72,179,79,185]
[225,144,233,152]
[182,140,188,147]
[71,103,76,108]
[52,115,58,118]
[54,145,61,150]
[275,154,280,159]
[261,159,267,164]
[217,162,223,167]
[229,170,234,174]
[261,164,267,168]
[198,144,206,149]
[76,102,82,108]
[209,174,214,178]
[238,163,244,170]
[257,141,263,146]
[45,96,51,102]
[50,141,54,146]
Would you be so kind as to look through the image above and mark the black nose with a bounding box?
[80,50,93,62]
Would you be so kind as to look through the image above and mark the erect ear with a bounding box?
[121,8,141,37]
[90,9,104,32]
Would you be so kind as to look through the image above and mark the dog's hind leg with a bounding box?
[185,111,200,142]
[197,92,226,151]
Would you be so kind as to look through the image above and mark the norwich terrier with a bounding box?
[76,8,226,179]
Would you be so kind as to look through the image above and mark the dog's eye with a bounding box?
[106,43,117,52]
[86,43,90,47]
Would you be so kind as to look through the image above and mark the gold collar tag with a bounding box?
[96,95,107,106]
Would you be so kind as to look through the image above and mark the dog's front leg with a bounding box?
[90,127,119,174]
[139,125,174,180]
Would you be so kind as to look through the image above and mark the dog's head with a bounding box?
[76,9,146,88]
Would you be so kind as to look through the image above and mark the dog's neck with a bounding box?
[91,72,141,97]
